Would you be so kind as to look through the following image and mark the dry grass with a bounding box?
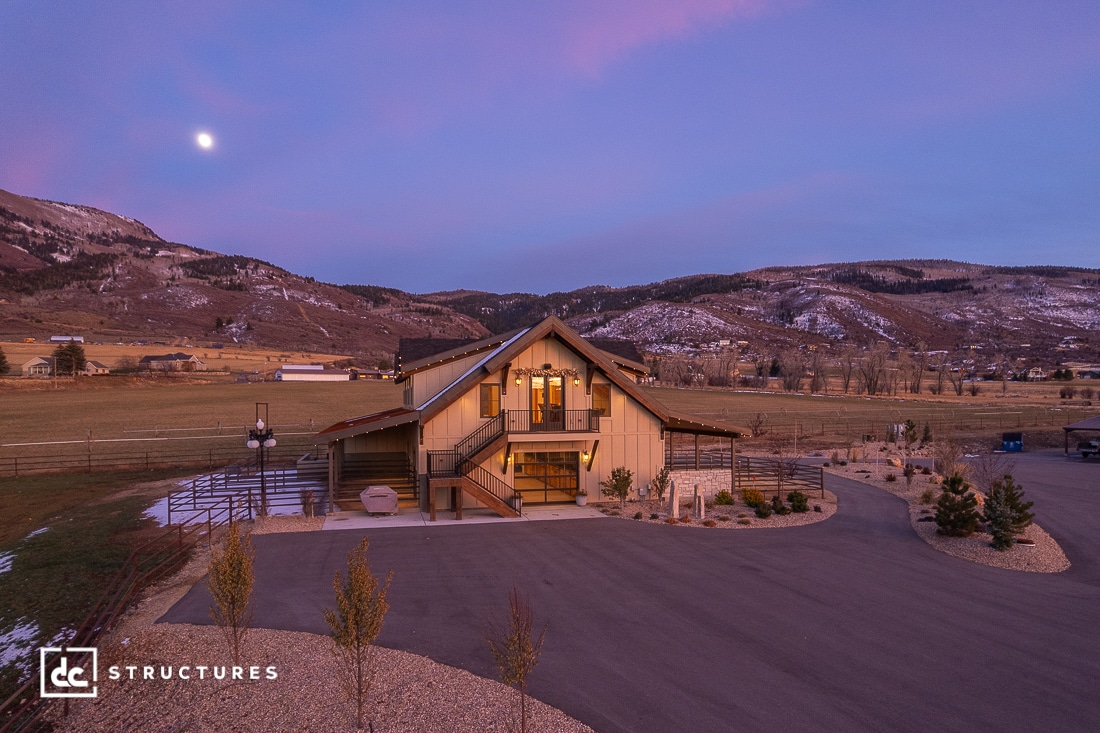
[0,340,353,375]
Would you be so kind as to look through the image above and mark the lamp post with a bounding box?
[247,417,276,516]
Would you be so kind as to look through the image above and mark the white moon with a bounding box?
[196,132,214,149]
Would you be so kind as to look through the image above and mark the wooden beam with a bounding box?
[501,362,511,395]
[502,442,512,475]
[586,440,599,471]
[586,363,596,395]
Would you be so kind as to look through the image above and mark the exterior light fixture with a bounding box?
[582,450,590,462]
[573,376,581,386]
[515,375,522,386]
[246,411,276,516]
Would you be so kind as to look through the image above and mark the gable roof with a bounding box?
[416,316,668,424]
[396,331,520,380]
[139,352,201,363]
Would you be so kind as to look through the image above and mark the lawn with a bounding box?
[0,469,198,702]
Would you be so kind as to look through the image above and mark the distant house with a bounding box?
[138,353,207,372]
[275,364,350,382]
[21,357,52,377]
[49,335,84,343]
[1026,367,1047,381]
[84,360,110,376]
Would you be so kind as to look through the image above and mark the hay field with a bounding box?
[0,339,356,375]
[0,380,403,472]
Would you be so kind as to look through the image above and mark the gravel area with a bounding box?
[599,489,837,529]
[825,451,1070,573]
[50,521,593,733]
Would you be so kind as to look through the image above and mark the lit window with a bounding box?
[480,383,501,417]
[592,384,610,417]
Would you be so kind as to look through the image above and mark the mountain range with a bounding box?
[2,188,1098,366]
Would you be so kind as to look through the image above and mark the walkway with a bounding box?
[322,503,606,529]
[160,451,1100,733]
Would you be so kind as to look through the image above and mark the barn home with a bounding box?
[314,316,740,520]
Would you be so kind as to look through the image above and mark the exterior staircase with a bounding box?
[427,413,520,518]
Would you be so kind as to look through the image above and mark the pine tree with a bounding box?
[0,346,8,375]
[934,473,981,537]
[51,340,86,376]
[921,421,933,444]
[982,475,1035,550]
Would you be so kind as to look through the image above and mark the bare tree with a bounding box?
[910,342,928,394]
[486,585,547,733]
[809,348,828,394]
[748,412,769,438]
[933,432,966,478]
[767,430,801,496]
[838,346,857,394]
[208,521,254,667]
[778,349,805,392]
[858,343,890,396]
[930,351,950,395]
[325,537,394,731]
[970,451,1017,494]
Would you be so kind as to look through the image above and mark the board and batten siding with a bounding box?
[418,336,662,497]
[409,352,488,408]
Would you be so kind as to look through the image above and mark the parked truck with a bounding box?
[1080,440,1100,459]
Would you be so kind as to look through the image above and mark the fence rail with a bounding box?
[0,439,317,478]
[0,498,240,732]
[732,456,824,498]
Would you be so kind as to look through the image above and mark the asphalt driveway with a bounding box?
[162,450,1100,732]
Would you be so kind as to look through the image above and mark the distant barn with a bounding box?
[275,364,350,382]
[49,335,84,343]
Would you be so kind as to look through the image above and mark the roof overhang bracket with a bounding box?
[585,440,599,472]
[502,442,512,475]
[585,363,596,395]
[501,362,511,395]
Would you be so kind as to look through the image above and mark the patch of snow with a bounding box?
[24,527,48,540]
[0,619,40,670]
[0,551,14,574]
[51,252,72,263]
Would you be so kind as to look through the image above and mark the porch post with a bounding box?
[327,441,336,514]
[694,433,700,470]
[429,480,436,522]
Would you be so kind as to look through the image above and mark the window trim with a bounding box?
[479,382,501,418]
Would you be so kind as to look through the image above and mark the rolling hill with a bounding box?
[2,188,1098,365]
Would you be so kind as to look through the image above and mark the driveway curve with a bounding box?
[162,456,1100,733]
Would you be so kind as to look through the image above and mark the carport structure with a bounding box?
[1062,415,1100,454]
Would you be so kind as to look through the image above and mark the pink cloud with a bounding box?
[560,0,782,78]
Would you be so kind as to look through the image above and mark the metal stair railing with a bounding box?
[463,462,519,511]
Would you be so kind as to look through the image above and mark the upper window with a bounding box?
[592,384,610,417]
[480,383,501,417]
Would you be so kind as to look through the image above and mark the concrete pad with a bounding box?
[321,503,606,530]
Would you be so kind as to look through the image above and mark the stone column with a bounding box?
[668,479,678,518]
[693,484,705,520]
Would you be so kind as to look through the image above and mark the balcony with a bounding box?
[504,409,600,434]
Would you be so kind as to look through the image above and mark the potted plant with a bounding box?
[575,487,589,506]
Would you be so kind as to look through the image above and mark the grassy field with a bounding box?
[645,385,1097,445]
[0,339,355,375]
[0,379,404,472]
[1,374,1094,475]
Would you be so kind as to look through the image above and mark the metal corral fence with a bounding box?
[0,434,321,478]
[0,498,240,732]
[733,455,825,498]
[168,461,331,524]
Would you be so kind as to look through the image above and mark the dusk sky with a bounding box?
[2,1,1098,294]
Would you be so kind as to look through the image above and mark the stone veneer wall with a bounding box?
[668,468,732,498]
